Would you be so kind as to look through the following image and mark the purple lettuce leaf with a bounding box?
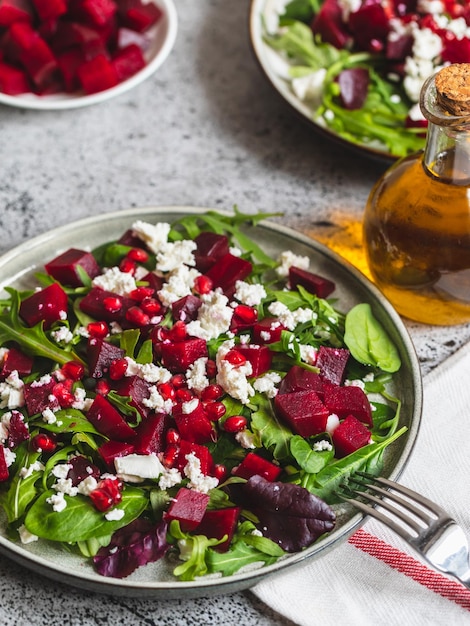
[93,518,169,578]
[232,475,336,552]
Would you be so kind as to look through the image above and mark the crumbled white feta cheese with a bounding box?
[143,386,174,413]
[186,291,234,341]
[124,358,172,384]
[92,266,137,296]
[312,440,333,452]
[185,357,209,394]
[182,398,199,414]
[253,372,281,398]
[158,265,201,306]
[51,325,74,344]
[234,280,267,306]
[19,460,45,479]
[105,508,125,521]
[216,340,254,404]
[299,344,318,365]
[235,429,257,449]
[267,301,313,331]
[53,477,79,497]
[42,407,58,424]
[77,476,98,496]
[326,414,340,433]
[131,221,171,254]
[156,240,197,272]
[291,68,327,105]
[183,453,219,494]
[114,453,164,483]
[3,447,15,467]
[158,466,183,490]
[51,463,72,480]
[276,251,310,277]
[0,371,25,410]
[47,492,67,512]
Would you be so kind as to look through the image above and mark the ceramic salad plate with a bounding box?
[0,0,178,111]
[0,206,422,598]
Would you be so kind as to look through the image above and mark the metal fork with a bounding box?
[338,472,470,589]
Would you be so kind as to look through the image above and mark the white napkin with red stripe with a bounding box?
[252,341,470,625]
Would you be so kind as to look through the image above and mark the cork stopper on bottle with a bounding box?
[434,64,470,116]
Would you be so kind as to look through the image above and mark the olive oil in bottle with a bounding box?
[363,63,470,325]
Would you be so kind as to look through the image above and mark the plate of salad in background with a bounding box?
[0,206,421,597]
[250,0,470,160]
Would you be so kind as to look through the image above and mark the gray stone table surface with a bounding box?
[0,1,469,624]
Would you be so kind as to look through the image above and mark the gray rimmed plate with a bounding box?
[0,206,422,598]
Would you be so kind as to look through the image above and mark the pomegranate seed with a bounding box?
[213,464,228,481]
[140,297,161,315]
[89,477,122,512]
[129,287,154,302]
[176,388,193,402]
[205,359,217,378]
[169,320,187,341]
[61,361,85,381]
[151,326,169,343]
[171,374,185,388]
[87,321,109,338]
[158,382,175,401]
[95,379,110,395]
[162,444,179,468]
[119,258,136,274]
[225,349,246,366]
[201,384,224,401]
[127,248,149,263]
[109,358,128,380]
[52,379,74,407]
[31,433,57,452]
[234,304,258,324]
[166,428,180,445]
[103,296,123,313]
[194,275,213,295]
[126,306,150,327]
[205,401,226,421]
[223,415,247,433]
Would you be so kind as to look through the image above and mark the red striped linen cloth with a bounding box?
[252,342,470,626]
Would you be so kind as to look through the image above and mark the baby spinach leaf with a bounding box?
[24,486,148,542]
[0,445,42,523]
[250,393,293,460]
[290,435,333,473]
[344,303,401,373]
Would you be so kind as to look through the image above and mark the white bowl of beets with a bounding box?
[0,0,178,109]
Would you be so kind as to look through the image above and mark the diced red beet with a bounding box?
[77,53,118,94]
[337,68,370,110]
[171,294,202,322]
[161,338,208,373]
[195,507,241,551]
[98,439,135,468]
[30,0,66,20]
[66,454,101,486]
[50,21,103,55]
[112,42,145,82]
[24,377,60,415]
[194,232,230,272]
[316,346,350,385]
[386,32,413,60]
[236,344,272,377]
[87,338,125,379]
[311,0,351,49]
[323,384,373,426]
[6,410,29,448]
[0,447,9,482]
[173,401,214,444]
[274,390,329,437]
[442,37,470,64]
[112,375,152,419]
[289,266,336,299]
[332,415,371,457]
[68,0,117,27]
[278,365,324,397]
[80,287,133,323]
[348,1,391,53]
[133,413,169,454]
[87,393,137,441]
[165,487,210,532]
[117,0,163,33]
[252,317,286,344]
[0,59,29,94]
[0,346,33,379]
[19,282,68,329]
[173,439,214,476]
[232,452,281,482]
[45,248,101,287]
[8,21,58,89]
[141,271,164,293]
[0,0,33,27]
[205,253,252,295]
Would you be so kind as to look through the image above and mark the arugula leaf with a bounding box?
[169,520,225,581]
[0,444,42,523]
[0,288,85,366]
[344,303,401,373]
